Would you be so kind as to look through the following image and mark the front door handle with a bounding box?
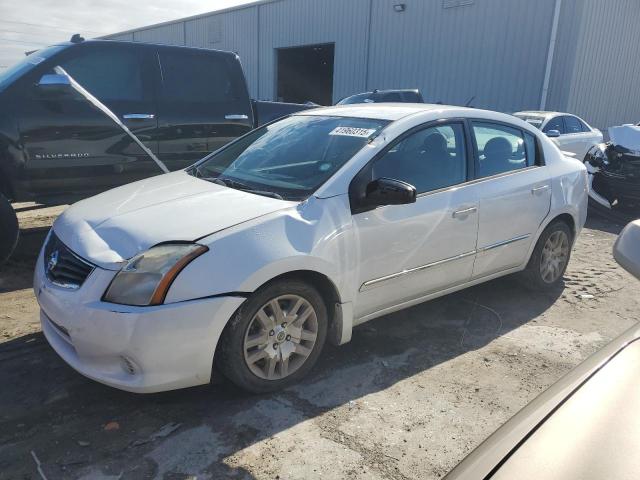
[531,184,550,194]
[123,113,155,120]
[225,114,249,120]
[452,206,477,218]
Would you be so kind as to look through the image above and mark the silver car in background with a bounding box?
[514,111,603,161]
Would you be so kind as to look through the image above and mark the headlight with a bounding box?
[103,243,208,306]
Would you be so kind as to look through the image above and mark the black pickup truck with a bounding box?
[0,38,313,264]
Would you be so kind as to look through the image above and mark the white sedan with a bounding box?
[35,104,588,393]
[514,111,603,161]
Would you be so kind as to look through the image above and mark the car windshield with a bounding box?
[0,45,66,92]
[191,115,389,201]
[514,114,545,129]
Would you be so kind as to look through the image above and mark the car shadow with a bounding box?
[586,208,633,234]
[0,275,562,479]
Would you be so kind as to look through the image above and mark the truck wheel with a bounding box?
[0,194,19,267]
[217,279,328,393]
[521,221,572,290]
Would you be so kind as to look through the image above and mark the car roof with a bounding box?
[300,103,479,121]
[515,111,565,119]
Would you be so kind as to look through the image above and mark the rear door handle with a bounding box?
[123,113,155,120]
[452,206,477,218]
[531,184,550,194]
[225,114,249,120]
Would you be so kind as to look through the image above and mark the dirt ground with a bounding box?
[1,204,638,480]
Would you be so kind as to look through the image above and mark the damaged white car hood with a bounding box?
[53,171,295,269]
[609,125,640,153]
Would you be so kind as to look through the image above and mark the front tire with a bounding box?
[521,220,572,290]
[0,194,18,267]
[217,279,328,393]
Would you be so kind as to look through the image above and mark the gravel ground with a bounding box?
[0,204,638,480]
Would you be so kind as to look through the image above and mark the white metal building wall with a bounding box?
[256,0,370,102]
[103,0,640,129]
[366,0,556,112]
[564,0,640,129]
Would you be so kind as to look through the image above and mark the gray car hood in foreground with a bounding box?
[53,171,295,270]
[444,323,640,480]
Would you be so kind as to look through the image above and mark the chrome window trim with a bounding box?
[360,250,477,292]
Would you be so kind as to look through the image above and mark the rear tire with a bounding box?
[521,220,572,290]
[217,279,328,393]
[0,194,18,267]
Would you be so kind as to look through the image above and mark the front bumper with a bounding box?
[34,249,245,393]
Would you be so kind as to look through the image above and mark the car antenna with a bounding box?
[70,34,85,43]
[464,95,476,107]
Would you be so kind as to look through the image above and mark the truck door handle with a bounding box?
[452,206,477,218]
[225,114,249,120]
[531,185,550,194]
[123,113,155,120]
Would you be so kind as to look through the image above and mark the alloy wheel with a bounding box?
[243,294,319,380]
[540,230,570,283]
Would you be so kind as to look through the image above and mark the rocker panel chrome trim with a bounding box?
[360,250,477,292]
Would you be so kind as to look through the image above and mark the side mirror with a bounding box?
[545,129,561,138]
[36,73,72,95]
[365,178,416,207]
[613,220,640,280]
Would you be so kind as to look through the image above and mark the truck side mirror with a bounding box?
[613,220,640,280]
[545,129,561,138]
[36,73,72,95]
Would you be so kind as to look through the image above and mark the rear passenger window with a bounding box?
[159,51,240,103]
[564,116,584,134]
[472,122,535,178]
[60,48,143,101]
[372,123,467,194]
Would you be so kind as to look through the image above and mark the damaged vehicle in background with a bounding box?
[35,104,587,394]
[583,124,640,220]
[513,111,603,160]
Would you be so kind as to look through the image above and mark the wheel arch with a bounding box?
[248,269,348,347]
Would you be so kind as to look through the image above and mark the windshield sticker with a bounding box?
[329,127,377,138]
[524,118,543,126]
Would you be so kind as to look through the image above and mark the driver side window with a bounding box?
[372,123,467,194]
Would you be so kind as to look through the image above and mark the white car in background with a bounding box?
[35,104,588,394]
[514,111,603,160]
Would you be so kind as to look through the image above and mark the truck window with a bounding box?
[159,51,240,103]
[59,47,144,101]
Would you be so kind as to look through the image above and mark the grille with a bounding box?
[44,232,94,289]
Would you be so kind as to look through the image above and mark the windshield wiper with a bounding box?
[211,177,283,200]
[244,190,284,200]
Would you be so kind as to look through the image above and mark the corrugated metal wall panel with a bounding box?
[105,33,134,41]
[185,7,260,98]
[544,0,583,114]
[563,0,640,129]
[103,0,640,127]
[367,0,557,112]
[257,0,370,102]
[132,23,185,45]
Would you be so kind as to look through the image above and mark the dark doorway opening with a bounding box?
[276,43,335,105]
